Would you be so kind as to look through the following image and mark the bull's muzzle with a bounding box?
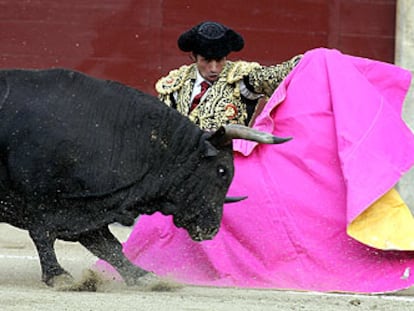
[190,225,219,242]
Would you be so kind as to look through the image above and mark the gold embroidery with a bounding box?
[226,61,261,83]
[224,104,238,120]
[155,65,196,95]
[247,55,301,97]
[155,57,300,129]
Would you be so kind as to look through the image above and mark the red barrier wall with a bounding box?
[0,0,396,95]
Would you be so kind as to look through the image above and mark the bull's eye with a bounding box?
[217,165,228,180]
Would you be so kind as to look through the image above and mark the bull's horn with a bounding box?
[225,196,248,203]
[224,124,292,144]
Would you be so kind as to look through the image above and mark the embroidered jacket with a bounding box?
[155,56,301,129]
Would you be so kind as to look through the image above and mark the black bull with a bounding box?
[0,68,291,286]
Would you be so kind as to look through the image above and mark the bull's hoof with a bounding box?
[131,273,183,292]
[129,272,158,286]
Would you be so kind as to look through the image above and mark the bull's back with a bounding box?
[0,68,163,132]
[0,68,176,198]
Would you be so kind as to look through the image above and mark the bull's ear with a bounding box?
[203,140,219,157]
[207,126,232,147]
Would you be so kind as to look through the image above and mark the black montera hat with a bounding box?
[177,21,244,59]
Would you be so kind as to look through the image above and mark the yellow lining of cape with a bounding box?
[347,188,414,250]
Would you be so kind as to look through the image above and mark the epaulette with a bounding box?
[155,64,196,95]
[226,61,261,84]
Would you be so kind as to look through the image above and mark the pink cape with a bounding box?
[99,48,414,293]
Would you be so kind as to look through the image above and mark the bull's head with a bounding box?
[163,124,291,242]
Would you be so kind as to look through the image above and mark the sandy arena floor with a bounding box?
[1,223,414,311]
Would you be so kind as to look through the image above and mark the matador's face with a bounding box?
[195,55,227,83]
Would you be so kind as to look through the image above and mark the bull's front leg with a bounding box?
[78,225,149,286]
[28,228,72,286]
